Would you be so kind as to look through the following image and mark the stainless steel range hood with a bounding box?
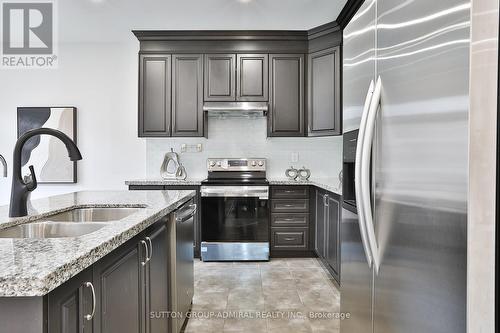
[203,102,268,118]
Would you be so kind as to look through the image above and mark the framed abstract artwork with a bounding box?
[17,107,77,184]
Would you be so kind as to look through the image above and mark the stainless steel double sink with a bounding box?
[0,207,143,239]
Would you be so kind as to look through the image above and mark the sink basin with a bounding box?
[0,222,109,239]
[0,207,144,239]
[40,207,143,223]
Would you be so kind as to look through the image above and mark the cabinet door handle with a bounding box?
[176,204,197,223]
[83,282,96,321]
[323,194,329,207]
[140,240,149,266]
[145,237,153,262]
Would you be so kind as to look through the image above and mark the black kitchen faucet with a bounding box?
[9,128,82,217]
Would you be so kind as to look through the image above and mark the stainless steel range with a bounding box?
[200,158,269,261]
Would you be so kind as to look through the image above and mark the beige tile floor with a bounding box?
[183,258,341,333]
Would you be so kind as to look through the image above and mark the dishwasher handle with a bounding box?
[176,204,197,223]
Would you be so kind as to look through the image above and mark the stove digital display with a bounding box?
[229,160,248,167]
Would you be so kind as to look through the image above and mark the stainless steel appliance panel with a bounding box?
[200,186,270,261]
[373,0,469,332]
[342,0,377,133]
[340,206,373,333]
[171,201,196,333]
[340,0,377,332]
[200,242,270,261]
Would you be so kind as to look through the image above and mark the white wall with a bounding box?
[0,0,346,205]
[467,0,499,330]
[146,118,343,180]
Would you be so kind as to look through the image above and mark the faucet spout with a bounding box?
[0,154,6,177]
[9,128,82,217]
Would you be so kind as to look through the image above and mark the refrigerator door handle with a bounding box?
[361,76,382,274]
[354,79,375,267]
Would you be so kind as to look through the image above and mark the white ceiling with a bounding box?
[57,0,348,42]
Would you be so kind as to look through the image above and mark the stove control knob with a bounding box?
[209,161,216,167]
[251,161,257,167]
[258,160,264,166]
[217,161,222,167]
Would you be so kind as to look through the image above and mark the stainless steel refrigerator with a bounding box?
[340,0,469,332]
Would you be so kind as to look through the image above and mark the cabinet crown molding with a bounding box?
[132,30,309,42]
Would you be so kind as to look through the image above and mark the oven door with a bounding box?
[200,186,270,261]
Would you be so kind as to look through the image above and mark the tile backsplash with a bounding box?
[146,117,342,179]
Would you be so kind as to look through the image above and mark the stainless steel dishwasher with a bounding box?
[170,199,196,333]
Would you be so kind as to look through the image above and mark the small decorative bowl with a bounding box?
[297,167,311,181]
[285,166,299,180]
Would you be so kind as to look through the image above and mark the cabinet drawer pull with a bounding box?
[145,237,153,262]
[140,240,149,266]
[284,237,296,241]
[83,282,96,321]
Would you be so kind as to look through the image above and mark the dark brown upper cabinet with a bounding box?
[236,54,268,101]
[268,54,305,137]
[204,53,268,102]
[204,54,236,101]
[138,54,172,137]
[172,54,205,137]
[134,27,342,138]
[307,46,341,136]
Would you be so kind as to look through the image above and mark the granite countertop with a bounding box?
[0,190,195,297]
[125,178,342,195]
[125,178,204,186]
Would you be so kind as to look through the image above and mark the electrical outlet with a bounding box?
[291,152,299,163]
[181,143,203,153]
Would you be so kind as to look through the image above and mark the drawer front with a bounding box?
[271,199,309,213]
[271,228,308,249]
[271,213,309,227]
[271,186,309,199]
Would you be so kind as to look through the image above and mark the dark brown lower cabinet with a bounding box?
[270,186,313,257]
[315,190,326,258]
[46,218,172,333]
[92,234,146,333]
[315,188,340,282]
[48,268,94,333]
[326,195,340,274]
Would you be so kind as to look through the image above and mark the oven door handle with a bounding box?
[200,186,269,199]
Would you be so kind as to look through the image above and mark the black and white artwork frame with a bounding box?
[17,107,78,184]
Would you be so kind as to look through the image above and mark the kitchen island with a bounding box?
[0,190,196,333]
